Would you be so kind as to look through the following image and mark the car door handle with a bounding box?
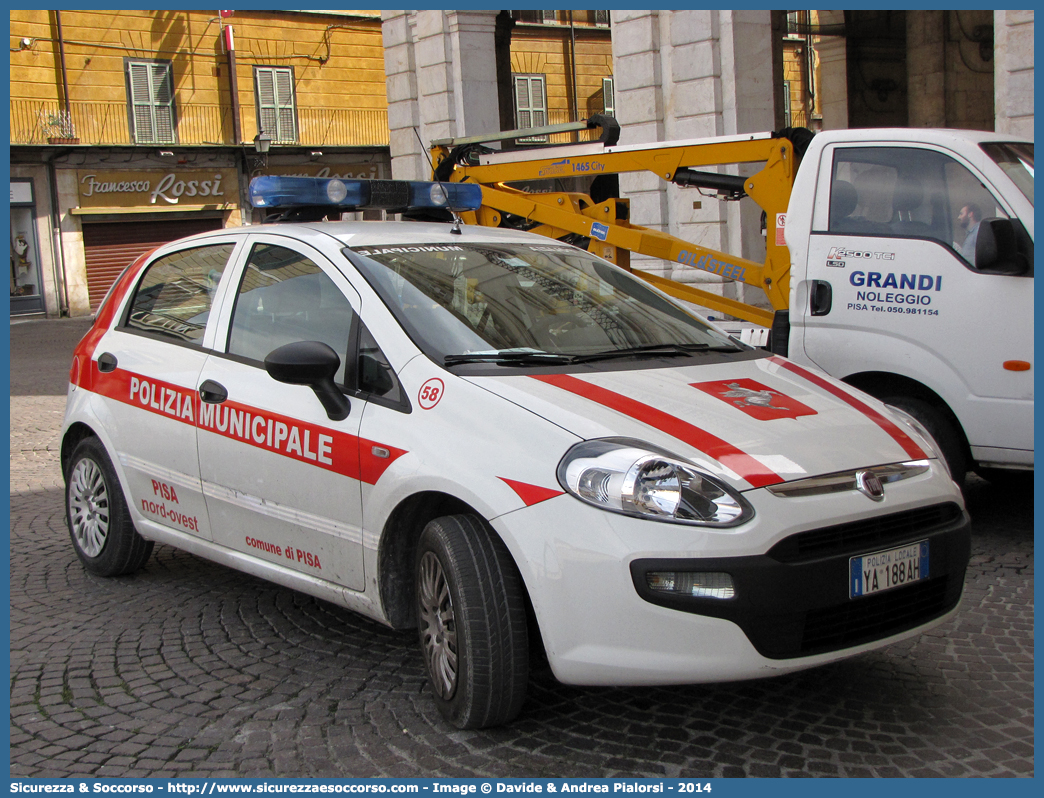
[198,379,228,404]
[97,352,118,373]
[810,280,832,316]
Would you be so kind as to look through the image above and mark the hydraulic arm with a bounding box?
[430,118,802,327]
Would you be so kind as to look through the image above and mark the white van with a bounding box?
[783,129,1034,481]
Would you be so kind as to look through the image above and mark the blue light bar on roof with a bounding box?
[249,176,483,212]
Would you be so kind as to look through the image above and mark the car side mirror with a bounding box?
[264,341,351,421]
[974,218,1031,276]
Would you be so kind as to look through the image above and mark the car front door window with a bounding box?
[227,243,354,384]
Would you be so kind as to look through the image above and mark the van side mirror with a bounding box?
[974,218,1031,276]
[265,341,351,421]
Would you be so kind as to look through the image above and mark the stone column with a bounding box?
[610,10,774,310]
[994,10,1034,137]
[907,11,946,127]
[719,11,776,307]
[609,10,670,277]
[382,10,500,180]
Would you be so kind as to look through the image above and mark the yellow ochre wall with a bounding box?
[10,10,388,146]
[509,20,614,141]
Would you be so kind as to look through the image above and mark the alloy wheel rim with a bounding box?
[68,458,110,558]
[418,551,458,699]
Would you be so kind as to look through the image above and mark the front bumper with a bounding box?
[630,502,969,659]
[491,462,970,686]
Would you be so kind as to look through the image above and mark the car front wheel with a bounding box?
[66,437,153,576]
[415,514,529,729]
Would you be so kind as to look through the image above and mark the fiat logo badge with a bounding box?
[856,470,885,501]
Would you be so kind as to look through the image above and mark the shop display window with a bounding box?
[10,182,43,303]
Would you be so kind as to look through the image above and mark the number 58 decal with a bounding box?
[418,378,445,410]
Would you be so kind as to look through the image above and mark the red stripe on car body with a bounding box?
[69,249,156,386]
[499,477,564,506]
[531,373,783,488]
[85,367,405,485]
[767,356,927,460]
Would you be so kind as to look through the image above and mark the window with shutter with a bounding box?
[125,60,176,144]
[594,10,610,27]
[515,11,551,24]
[512,74,547,144]
[255,67,298,143]
[602,77,615,117]
[787,11,808,36]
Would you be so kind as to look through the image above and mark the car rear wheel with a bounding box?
[415,514,529,729]
[66,437,153,576]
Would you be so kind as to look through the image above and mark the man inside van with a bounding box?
[956,202,983,262]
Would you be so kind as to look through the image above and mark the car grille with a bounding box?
[746,575,962,660]
[767,502,964,563]
[799,576,956,655]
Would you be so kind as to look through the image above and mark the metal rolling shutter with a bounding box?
[82,217,222,310]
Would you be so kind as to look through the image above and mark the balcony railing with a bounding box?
[11,100,390,148]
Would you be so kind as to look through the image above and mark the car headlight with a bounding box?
[557,438,753,527]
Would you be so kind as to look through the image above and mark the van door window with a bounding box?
[829,147,1007,264]
[980,141,1034,204]
[942,161,1009,264]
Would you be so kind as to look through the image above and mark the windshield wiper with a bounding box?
[444,342,740,367]
[570,342,739,363]
[443,351,577,366]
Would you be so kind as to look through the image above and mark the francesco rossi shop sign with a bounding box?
[76,168,239,207]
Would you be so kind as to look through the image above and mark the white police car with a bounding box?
[62,176,971,729]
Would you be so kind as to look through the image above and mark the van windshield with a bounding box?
[981,142,1034,205]
[346,242,741,364]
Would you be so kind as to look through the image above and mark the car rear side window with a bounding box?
[227,243,354,385]
[125,244,235,344]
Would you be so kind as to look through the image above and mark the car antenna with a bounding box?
[413,127,464,235]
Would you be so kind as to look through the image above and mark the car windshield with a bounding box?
[345,242,741,364]
[981,142,1034,205]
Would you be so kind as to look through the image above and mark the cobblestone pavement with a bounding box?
[10,318,1034,778]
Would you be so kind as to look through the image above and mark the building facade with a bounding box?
[381,9,613,182]
[508,10,615,140]
[611,9,1034,310]
[10,9,390,316]
[781,10,1033,136]
[780,11,822,131]
[10,9,1032,318]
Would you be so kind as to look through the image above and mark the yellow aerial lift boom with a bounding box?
[429,116,806,327]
